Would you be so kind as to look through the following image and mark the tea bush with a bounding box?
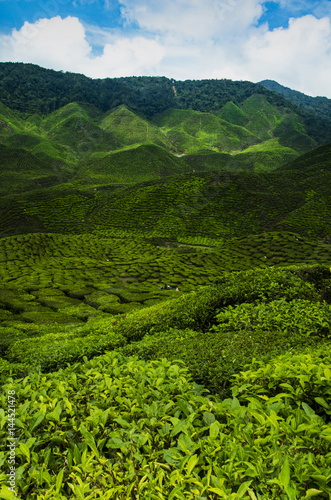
[5,329,127,372]
[1,263,328,380]
[120,298,331,397]
[1,351,331,499]
[232,342,331,422]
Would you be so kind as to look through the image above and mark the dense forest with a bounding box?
[1,62,331,146]
[0,63,331,145]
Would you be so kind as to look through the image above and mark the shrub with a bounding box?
[1,351,331,498]
[231,342,331,422]
[6,329,127,372]
[120,298,331,397]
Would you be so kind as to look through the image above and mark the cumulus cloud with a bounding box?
[92,36,165,77]
[120,0,264,40]
[0,15,165,77]
[1,16,92,69]
[213,15,331,97]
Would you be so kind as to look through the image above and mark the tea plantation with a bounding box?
[0,226,330,498]
[0,66,331,498]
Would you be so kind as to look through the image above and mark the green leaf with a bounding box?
[320,433,331,442]
[19,443,30,463]
[113,416,131,428]
[248,490,258,500]
[169,486,186,500]
[170,420,187,437]
[186,454,199,475]
[209,421,220,439]
[285,486,296,500]
[177,434,196,453]
[237,481,252,497]
[304,489,323,498]
[203,412,215,426]
[314,397,329,409]
[0,486,16,500]
[279,456,290,488]
[30,411,45,432]
[177,399,192,417]
[302,403,316,419]
[164,448,182,466]
[101,409,109,427]
[73,444,81,465]
[249,410,265,425]
[208,487,227,497]
[56,468,64,493]
[80,426,99,458]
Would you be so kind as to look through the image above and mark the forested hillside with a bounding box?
[1,63,330,201]
[1,62,331,147]
[259,79,331,122]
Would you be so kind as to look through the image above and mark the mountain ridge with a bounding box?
[259,79,331,122]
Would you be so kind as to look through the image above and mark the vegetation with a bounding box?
[1,63,331,203]
[259,79,331,122]
[1,143,331,239]
[0,63,330,498]
[0,262,330,498]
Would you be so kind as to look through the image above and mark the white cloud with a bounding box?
[92,36,166,77]
[213,15,331,97]
[119,0,264,41]
[0,16,92,70]
[0,16,165,77]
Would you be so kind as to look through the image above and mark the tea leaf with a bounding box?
[203,412,215,426]
[304,489,323,498]
[279,456,290,487]
[55,468,64,493]
[209,421,220,439]
[186,454,199,475]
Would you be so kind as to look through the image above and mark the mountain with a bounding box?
[1,62,331,141]
[259,79,331,122]
[2,65,331,197]
[0,62,330,239]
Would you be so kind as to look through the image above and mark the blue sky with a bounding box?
[0,0,331,97]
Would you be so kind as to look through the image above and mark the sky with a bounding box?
[0,0,330,98]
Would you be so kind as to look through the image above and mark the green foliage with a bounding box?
[1,63,330,200]
[2,141,331,238]
[120,293,330,396]
[5,325,127,372]
[259,79,331,122]
[100,104,173,150]
[154,107,259,154]
[218,101,249,126]
[232,343,331,421]
[1,351,331,498]
[84,144,191,184]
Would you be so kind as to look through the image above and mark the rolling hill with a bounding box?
[1,141,330,240]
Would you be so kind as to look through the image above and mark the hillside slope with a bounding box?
[259,79,331,121]
[1,140,330,239]
[0,94,323,196]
